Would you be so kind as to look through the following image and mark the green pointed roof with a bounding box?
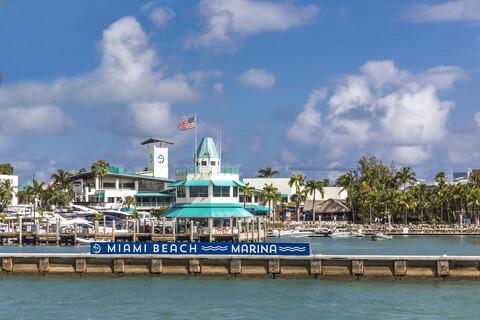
[197,137,220,158]
[19,180,34,191]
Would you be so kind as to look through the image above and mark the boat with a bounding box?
[76,237,111,245]
[327,231,354,238]
[271,228,314,238]
[371,231,393,241]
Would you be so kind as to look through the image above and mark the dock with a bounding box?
[2,253,480,280]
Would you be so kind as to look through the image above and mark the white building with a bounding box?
[72,138,175,209]
[0,174,18,205]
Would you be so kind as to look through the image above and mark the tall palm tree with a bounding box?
[336,172,356,223]
[51,168,73,190]
[305,179,324,222]
[261,183,278,222]
[396,167,417,224]
[241,183,256,209]
[91,160,109,203]
[289,174,305,222]
[257,166,280,178]
[0,179,14,209]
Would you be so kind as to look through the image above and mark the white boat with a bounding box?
[371,232,393,241]
[271,228,314,238]
[76,237,111,245]
[327,231,354,238]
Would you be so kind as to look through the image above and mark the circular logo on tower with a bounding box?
[158,154,165,163]
[92,244,102,254]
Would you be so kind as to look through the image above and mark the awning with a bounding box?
[135,193,175,197]
[92,194,104,199]
[212,180,237,187]
[168,180,186,187]
[184,180,210,187]
[162,203,254,218]
[234,180,247,187]
[245,205,270,212]
[282,194,288,197]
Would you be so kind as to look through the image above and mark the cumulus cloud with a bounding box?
[237,68,275,89]
[286,88,326,144]
[475,112,480,127]
[286,60,465,166]
[185,0,318,49]
[406,0,480,22]
[149,7,175,29]
[0,106,75,134]
[0,16,217,108]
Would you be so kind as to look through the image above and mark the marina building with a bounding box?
[162,137,262,242]
[72,139,175,209]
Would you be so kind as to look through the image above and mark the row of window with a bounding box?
[196,160,216,166]
[177,186,238,198]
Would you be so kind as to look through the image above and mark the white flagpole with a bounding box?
[194,114,197,173]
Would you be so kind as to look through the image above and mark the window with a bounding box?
[122,182,135,189]
[254,195,259,203]
[233,186,238,197]
[103,182,115,188]
[213,186,230,197]
[138,180,165,192]
[201,161,207,166]
[189,186,208,197]
[177,186,186,198]
[211,161,216,166]
[239,195,244,203]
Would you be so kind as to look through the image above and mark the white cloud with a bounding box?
[237,68,275,89]
[149,7,175,29]
[286,88,326,144]
[286,60,465,166]
[0,16,217,108]
[214,83,224,94]
[186,0,318,49]
[406,0,480,22]
[475,112,480,126]
[0,106,75,134]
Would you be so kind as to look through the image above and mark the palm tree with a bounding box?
[241,183,256,209]
[51,169,73,190]
[336,172,356,223]
[91,160,109,203]
[0,179,14,209]
[289,174,305,222]
[261,183,278,222]
[435,171,448,222]
[257,166,280,178]
[124,195,136,212]
[396,167,417,224]
[305,179,324,222]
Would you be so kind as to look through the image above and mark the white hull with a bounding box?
[279,231,314,238]
[76,238,111,245]
[328,231,354,238]
[371,234,393,241]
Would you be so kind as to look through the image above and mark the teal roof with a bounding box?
[19,180,34,191]
[245,205,270,212]
[196,137,220,158]
[235,180,247,187]
[212,180,237,187]
[162,203,254,218]
[184,180,210,186]
[168,180,186,187]
[135,193,175,197]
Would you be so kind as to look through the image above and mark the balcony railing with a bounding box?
[137,202,174,207]
[175,167,239,175]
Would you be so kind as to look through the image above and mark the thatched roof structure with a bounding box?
[303,199,351,213]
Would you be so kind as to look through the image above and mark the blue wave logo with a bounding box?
[201,245,228,252]
[278,246,306,252]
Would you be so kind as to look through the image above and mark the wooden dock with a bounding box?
[2,253,480,280]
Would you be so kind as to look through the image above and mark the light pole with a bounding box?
[33,174,35,220]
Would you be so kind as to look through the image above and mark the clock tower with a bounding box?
[141,138,174,178]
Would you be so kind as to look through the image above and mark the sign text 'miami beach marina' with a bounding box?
[91,242,311,256]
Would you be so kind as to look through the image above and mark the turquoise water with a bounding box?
[1,237,479,319]
[0,276,478,319]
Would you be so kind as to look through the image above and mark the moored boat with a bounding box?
[371,232,393,241]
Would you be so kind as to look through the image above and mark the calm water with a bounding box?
[1,237,479,319]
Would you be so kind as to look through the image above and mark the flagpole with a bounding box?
[194,113,197,174]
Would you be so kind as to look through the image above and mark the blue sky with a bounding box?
[1,0,480,183]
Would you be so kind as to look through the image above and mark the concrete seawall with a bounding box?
[2,254,480,280]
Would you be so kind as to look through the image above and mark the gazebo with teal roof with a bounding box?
[163,137,265,242]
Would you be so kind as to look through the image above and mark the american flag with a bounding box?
[178,116,196,131]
